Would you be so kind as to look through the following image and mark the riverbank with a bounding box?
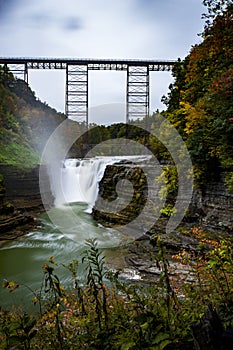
[0,211,37,245]
[0,164,52,245]
[123,219,231,283]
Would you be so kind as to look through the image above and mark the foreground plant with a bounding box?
[0,236,232,349]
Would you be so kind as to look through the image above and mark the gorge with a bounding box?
[1,2,232,346]
[0,155,233,310]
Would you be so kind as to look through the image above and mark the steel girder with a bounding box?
[126,65,149,122]
[65,64,88,124]
[0,57,175,125]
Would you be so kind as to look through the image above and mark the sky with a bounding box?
[0,0,206,124]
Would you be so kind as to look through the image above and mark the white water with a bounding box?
[0,156,149,310]
[55,157,116,210]
[51,156,149,211]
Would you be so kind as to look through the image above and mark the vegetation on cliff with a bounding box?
[162,1,233,190]
[0,68,67,168]
[0,1,233,349]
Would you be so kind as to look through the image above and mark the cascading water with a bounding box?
[51,155,148,212]
[54,157,119,211]
[0,156,145,310]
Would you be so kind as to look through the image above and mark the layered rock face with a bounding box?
[192,173,233,230]
[92,161,148,227]
[92,159,161,232]
[93,162,233,232]
[0,164,53,212]
[0,164,53,240]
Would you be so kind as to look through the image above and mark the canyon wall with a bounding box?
[93,162,233,232]
[0,164,53,213]
[1,161,233,234]
[192,172,233,230]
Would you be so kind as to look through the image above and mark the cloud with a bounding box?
[25,13,83,32]
[63,17,82,31]
[0,0,20,20]
[25,13,51,29]
[0,0,204,120]
[0,0,204,59]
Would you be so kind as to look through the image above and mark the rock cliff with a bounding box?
[93,162,233,233]
[0,164,53,241]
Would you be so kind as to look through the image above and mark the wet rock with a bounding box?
[0,211,37,243]
[93,161,233,232]
[0,164,52,240]
[0,164,53,212]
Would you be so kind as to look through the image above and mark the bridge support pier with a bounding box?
[0,58,174,126]
[3,63,28,84]
[65,64,88,125]
[126,65,149,123]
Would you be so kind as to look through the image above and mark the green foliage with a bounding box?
[0,308,37,350]
[158,166,178,199]
[0,73,81,168]
[0,129,40,168]
[163,4,233,190]
[160,204,176,217]
[225,172,233,193]
[0,237,232,349]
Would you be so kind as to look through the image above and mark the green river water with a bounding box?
[0,204,128,311]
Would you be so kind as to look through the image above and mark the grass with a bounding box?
[0,129,40,169]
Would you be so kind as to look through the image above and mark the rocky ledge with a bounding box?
[93,160,233,232]
[0,164,53,243]
[0,211,37,243]
[93,160,233,282]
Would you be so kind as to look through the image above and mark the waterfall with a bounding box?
[49,155,151,213]
[50,156,151,211]
[52,157,121,211]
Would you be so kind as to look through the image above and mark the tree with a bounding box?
[163,3,233,189]
[202,0,233,30]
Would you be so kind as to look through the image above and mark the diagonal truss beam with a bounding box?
[126,65,149,122]
[65,64,88,124]
[1,63,28,84]
[0,57,175,125]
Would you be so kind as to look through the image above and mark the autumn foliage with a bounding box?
[163,2,233,189]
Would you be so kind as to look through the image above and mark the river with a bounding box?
[0,205,129,311]
[0,156,144,311]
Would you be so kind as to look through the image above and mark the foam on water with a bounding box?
[0,156,149,310]
[51,156,149,211]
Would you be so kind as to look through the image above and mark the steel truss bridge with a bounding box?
[0,57,175,124]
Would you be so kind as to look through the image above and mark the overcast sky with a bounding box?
[0,0,205,124]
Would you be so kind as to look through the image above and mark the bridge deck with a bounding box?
[0,57,176,122]
[0,57,175,71]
